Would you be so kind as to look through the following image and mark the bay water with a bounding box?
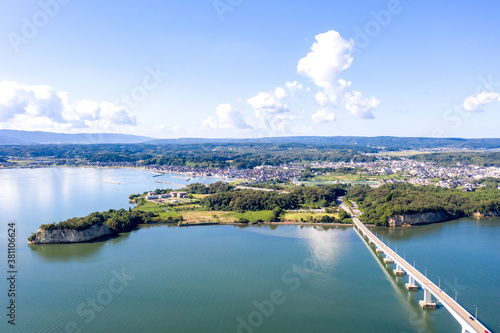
[0,168,498,332]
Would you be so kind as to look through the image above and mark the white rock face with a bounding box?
[28,223,114,244]
[387,211,451,227]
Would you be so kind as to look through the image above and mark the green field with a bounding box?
[133,201,274,223]
[283,212,338,221]
[309,172,407,183]
[374,150,433,157]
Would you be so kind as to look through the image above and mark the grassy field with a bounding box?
[192,194,210,199]
[374,150,431,157]
[133,202,274,223]
[310,172,407,183]
[283,212,338,221]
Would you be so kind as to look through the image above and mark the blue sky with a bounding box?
[1,0,500,138]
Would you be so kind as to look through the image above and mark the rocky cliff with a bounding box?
[387,211,452,227]
[472,210,500,218]
[28,223,114,244]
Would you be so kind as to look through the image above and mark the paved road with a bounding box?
[340,202,491,333]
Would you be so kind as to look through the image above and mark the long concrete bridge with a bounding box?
[340,203,491,333]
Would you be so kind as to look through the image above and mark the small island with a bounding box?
[28,182,351,244]
[28,176,500,244]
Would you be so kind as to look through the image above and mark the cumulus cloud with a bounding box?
[298,30,354,106]
[311,108,336,123]
[463,91,500,112]
[202,117,217,130]
[261,113,298,132]
[0,81,137,132]
[344,91,380,119]
[285,81,303,95]
[247,91,288,114]
[274,87,288,100]
[247,86,295,131]
[202,104,252,130]
[297,30,380,118]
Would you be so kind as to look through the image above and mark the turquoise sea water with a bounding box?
[0,168,498,332]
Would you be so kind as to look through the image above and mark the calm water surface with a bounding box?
[0,168,498,332]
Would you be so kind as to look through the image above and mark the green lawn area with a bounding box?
[310,172,407,183]
[374,150,432,157]
[284,212,338,221]
[230,210,274,222]
[192,194,210,199]
[133,201,167,213]
[133,202,274,223]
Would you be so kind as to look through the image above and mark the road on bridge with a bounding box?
[340,201,491,333]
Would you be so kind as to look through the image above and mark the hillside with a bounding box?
[0,130,152,145]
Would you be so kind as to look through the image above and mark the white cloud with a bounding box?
[0,81,137,132]
[315,79,351,106]
[274,87,288,100]
[297,30,380,118]
[202,104,252,130]
[247,91,288,114]
[463,91,500,112]
[344,91,380,119]
[297,30,354,107]
[172,125,182,133]
[285,81,303,95]
[216,103,252,129]
[247,87,294,132]
[202,117,218,130]
[311,108,336,123]
[268,113,298,132]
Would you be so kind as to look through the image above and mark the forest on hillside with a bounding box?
[0,143,377,168]
[345,180,500,226]
[202,185,346,211]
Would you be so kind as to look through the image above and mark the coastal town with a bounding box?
[4,154,500,191]
[109,157,500,190]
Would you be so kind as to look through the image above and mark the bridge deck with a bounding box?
[341,203,490,333]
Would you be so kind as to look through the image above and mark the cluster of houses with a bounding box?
[145,164,302,183]
[307,158,500,190]
[6,152,500,193]
[146,191,188,200]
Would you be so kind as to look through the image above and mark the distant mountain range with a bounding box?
[0,130,152,145]
[148,136,500,149]
[1,130,500,149]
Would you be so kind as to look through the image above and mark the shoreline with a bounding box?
[1,164,246,183]
[176,221,352,227]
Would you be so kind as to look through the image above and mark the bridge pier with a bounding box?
[405,275,418,291]
[383,254,394,264]
[393,264,405,276]
[352,217,490,332]
[419,287,436,309]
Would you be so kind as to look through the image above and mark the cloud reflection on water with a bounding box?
[240,224,351,270]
